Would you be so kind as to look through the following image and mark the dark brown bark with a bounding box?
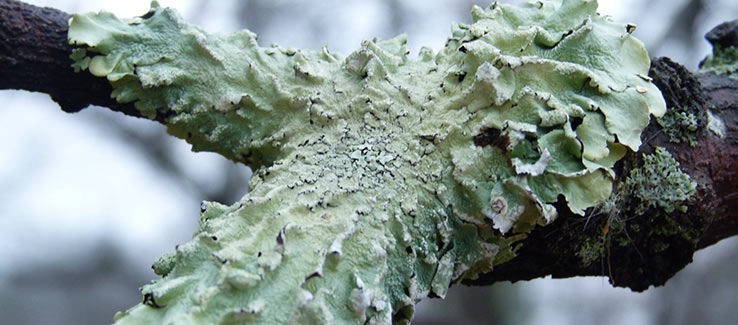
[0,0,156,121]
[1,0,737,292]
[470,43,738,292]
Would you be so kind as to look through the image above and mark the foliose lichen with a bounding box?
[622,147,696,215]
[700,44,738,80]
[68,0,665,323]
[656,107,701,146]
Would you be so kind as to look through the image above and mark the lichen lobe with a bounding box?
[67,0,666,324]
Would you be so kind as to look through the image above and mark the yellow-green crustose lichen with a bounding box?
[68,0,665,323]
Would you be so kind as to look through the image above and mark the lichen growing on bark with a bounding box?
[656,108,702,146]
[68,0,665,323]
[700,43,738,80]
[622,147,697,215]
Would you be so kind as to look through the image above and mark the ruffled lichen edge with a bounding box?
[68,0,666,324]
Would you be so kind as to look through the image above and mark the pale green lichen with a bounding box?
[656,108,701,146]
[69,0,665,324]
[622,147,696,215]
[707,110,726,138]
[700,44,738,80]
[69,48,90,72]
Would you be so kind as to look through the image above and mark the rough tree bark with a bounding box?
[475,56,738,291]
[1,0,736,301]
[0,0,163,121]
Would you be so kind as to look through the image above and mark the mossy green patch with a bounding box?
[700,45,738,80]
[657,108,701,146]
[623,147,696,215]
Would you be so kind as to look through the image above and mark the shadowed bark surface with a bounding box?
[1,0,737,292]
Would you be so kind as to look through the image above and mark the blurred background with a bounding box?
[1,0,737,324]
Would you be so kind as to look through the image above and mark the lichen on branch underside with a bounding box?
[68,0,665,323]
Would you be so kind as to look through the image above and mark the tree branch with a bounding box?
[0,0,153,120]
[2,0,737,295]
[471,50,738,291]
